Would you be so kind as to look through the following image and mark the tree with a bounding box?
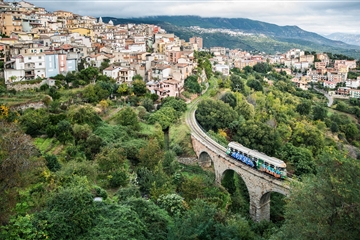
[114,107,140,130]
[161,97,187,113]
[138,138,164,170]
[0,121,44,224]
[247,79,263,91]
[20,108,50,136]
[196,99,238,131]
[132,79,147,96]
[230,74,245,93]
[82,84,98,103]
[99,99,109,113]
[117,83,129,96]
[313,104,327,121]
[36,177,96,239]
[184,75,201,94]
[148,106,177,130]
[45,154,61,172]
[99,59,110,72]
[276,143,315,176]
[277,148,360,240]
[157,194,187,217]
[220,92,237,109]
[296,100,312,115]
[142,97,154,112]
[132,74,143,81]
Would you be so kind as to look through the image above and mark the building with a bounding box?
[349,89,360,98]
[189,36,203,49]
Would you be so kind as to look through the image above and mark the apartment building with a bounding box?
[189,36,203,49]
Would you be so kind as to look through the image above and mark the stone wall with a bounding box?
[7,80,48,92]
[177,157,198,165]
[10,101,45,111]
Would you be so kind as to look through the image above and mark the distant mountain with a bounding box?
[325,33,360,47]
[102,16,360,58]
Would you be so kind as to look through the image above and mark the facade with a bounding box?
[189,36,203,49]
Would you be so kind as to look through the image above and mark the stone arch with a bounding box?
[198,151,213,168]
[257,190,288,222]
[220,169,251,217]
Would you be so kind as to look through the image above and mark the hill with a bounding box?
[102,16,360,58]
[326,32,360,47]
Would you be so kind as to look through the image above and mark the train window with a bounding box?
[270,164,274,168]
[244,153,248,157]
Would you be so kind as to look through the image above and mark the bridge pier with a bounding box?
[250,193,271,222]
[190,135,289,222]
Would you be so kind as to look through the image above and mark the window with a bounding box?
[38,56,42,59]
[28,57,31,60]
[39,63,42,66]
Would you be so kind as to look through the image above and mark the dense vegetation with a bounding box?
[1,55,360,239]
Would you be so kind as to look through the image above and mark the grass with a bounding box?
[139,122,156,135]
[33,138,54,154]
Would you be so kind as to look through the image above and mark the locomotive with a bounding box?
[226,142,287,179]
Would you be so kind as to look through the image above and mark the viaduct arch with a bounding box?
[190,134,290,222]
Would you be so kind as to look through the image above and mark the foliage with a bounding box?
[0,121,44,223]
[157,193,187,217]
[114,107,140,130]
[138,138,164,170]
[220,92,236,109]
[45,154,61,172]
[132,79,147,96]
[196,99,238,131]
[184,75,201,94]
[67,104,101,128]
[276,143,315,176]
[277,148,360,239]
[148,106,177,130]
[34,177,95,239]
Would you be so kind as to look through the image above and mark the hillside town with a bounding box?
[0,0,359,101]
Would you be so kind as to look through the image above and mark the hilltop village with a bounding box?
[0,0,359,100]
[1,1,360,240]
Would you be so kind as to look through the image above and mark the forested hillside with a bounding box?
[102,16,360,58]
[1,54,360,239]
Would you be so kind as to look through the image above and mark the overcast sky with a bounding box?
[29,0,360,35]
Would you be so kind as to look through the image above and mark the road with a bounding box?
[314,87,333,107]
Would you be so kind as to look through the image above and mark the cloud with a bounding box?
[28,0,360,34]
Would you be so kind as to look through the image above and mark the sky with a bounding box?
[28,0,360,35]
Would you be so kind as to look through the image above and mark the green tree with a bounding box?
[277,148,360,240]
[220,92,237,109]
[142,97,154,112]
[296,100,312,115]
[115,107,140,130]
[0,121,43,223]
[313,105,327,121]
[45,154,61,172]
[148,106,177,130]
[196,99,238,131]
[138,138,164,170]
[230,75,244,93]
[184,75,201,94]
[132,79,147,96]
[36,177,96,239]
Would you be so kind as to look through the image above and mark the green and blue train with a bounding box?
[226,142,287,179]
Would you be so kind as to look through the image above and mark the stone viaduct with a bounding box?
[186,106,290,222]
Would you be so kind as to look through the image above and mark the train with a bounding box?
[226,142,287,179]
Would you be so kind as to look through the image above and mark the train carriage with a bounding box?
[226,142,287,179]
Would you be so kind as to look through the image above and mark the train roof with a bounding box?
[228,142,286,168]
